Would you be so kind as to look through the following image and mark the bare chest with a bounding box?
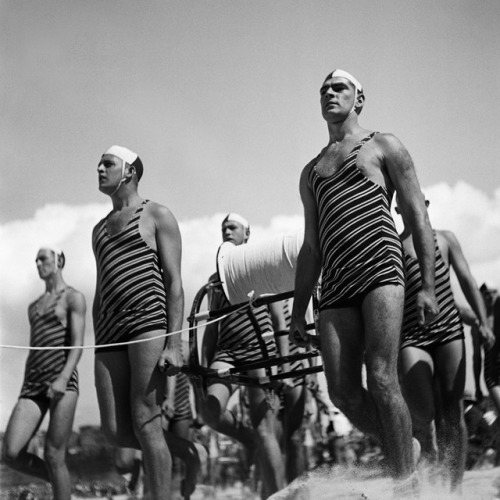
[34,293,68,326]
[314,143,356,177]
[106,207,139,236]
[315,141,387,188]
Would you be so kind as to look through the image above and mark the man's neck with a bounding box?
[44,274,66,293]
[110,188,142,211]
[326,114,363,144]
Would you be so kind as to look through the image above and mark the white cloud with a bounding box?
[1,182,498,429]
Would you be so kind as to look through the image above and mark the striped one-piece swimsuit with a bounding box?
[309,132,404,309]
[278,300,306,387]
[93,200,167,349]
[401,232,464,349]
[209,277,277,365]
[21,289,79,400]
[171,371,193,422]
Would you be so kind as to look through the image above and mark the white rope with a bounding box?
[0,301,253,351]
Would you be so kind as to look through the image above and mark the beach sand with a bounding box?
[267,466,500,500]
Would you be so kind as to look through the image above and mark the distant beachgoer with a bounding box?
[458,305,486,402]
[290,69,438,495]
[481,284,500,466]
[270,299,308,482]
[92,145,195,500]
[2,247,86,500]
[196,213,286,498]
[398,198,494,492]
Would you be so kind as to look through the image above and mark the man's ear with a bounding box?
[355,93,365,113]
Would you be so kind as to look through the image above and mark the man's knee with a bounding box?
[366,362,399,400]
[44,444,66,469]
[198,396,223,430]
[325,379,361,415]
[2,442,18,465]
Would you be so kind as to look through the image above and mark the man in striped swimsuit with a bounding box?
[198,213,286,498]
[92,146,187,500]
[290,69,438,494]
[398,198,494,492]
[2,247,86,500]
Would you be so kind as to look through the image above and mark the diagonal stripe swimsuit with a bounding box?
[21,288,79,400]
[93,200,167,351]
[309,132,404,309]
[401,232,464,349]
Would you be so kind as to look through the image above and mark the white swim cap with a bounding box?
[223,213,250,230]
[102,145,144,180]
[326,69,363,94]
[39,246,65,270]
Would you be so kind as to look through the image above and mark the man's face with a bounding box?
[320,77,358,121]
[222,220,248,246]
[97,154,123,193]
[36,249,57,279]
[481,288,498,314]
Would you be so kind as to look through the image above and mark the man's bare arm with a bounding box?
[49,290,86,399]
[154,204,184,373]
[290,164,322,345]
[379,133,438,324]
[440,230,494,347]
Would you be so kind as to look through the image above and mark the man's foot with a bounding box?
[180,442,204,499]
[393,470,420,499]
[412,438,421,468]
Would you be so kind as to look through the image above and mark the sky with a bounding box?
[1,0,499,430]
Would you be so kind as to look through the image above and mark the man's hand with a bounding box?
[479,323,495,350]
[158,346,183,375]
[289,318,309,347]
[161,398,176,421]
[47,376,67,400]
[416,289,439,326]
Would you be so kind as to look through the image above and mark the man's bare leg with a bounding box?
[129,333,174,500]
[363,286,414,479]
[248,384,285,499]
[318,307,381,437]
[197,361,255,447]
[400,347,438,463]
[2,398,50,481]
[95,333,174,500]
[282,384,307,482]
[434,340,466,492]
[44,392,78,500]
[319,285,415,479]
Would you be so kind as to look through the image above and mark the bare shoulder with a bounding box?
[372,132,408,155]
[145,201,180,230]
[436,229,458,245]
[300,157,318,188]
[66,288,87,312]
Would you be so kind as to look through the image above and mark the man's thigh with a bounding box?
[94,349,132,435]
[434,339,466,399]
[400,347,435,416]
[128,331,168,418]
[317,307,365,393]
[205,361,236,415]
[361,284,405,367]
[46,391,78,450]
[3,398,47,455]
